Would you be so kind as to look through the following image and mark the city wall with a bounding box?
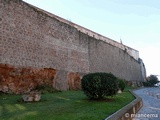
[0,0,144,93]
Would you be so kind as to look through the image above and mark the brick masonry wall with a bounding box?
[88,38,142,82]
[0,0,88,92]
[0,0,143,93]
[0,0,89,72]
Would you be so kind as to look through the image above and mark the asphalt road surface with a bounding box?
[133,87,160,120]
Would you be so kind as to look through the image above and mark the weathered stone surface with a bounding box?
[67,72,81,90]
[22,91,41,102]
[0,64,57,94]
[0,0,89,73]
[0,0,145,93]
[53,70,69,91]
[89,39,142,81]
[0,63,83,93]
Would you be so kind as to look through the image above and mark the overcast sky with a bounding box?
[23,0,160,78]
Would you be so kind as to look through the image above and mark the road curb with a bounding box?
[105,89,143,120]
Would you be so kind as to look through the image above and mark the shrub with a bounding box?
[142,82,151,87]
[117,79,126,91]
[146,75,159,86]
[81,72,119,100]
[142,75,159,87]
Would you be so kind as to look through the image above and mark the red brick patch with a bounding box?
[0,64,57,94]
[67,72,81,90]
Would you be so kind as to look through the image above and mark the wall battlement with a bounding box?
[0,0,146,93]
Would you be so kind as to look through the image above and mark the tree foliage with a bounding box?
[143,75,159,87]
[147,75,159,85]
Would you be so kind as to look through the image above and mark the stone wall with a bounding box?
[0,0,89,72]
[50,7,139,61]
[0,64,82,93]
[0,64,56,94]
[88,38,142,82]
[0,0,144,93]
[0,0,88,92]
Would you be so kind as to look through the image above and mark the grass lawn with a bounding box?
[0,87,134,120]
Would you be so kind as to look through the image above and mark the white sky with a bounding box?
[23,0,160,78]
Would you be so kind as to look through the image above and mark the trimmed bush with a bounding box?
[117,79,126,91]
[81,72,118,99]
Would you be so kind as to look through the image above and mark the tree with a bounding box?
[146,75,159,86]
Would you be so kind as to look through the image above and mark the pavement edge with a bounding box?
[105,89,143,120]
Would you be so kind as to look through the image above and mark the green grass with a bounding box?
[0,88,134,120]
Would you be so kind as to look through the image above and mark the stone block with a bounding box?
[22,91,41,102]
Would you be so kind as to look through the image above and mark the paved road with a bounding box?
[133,87,160,120]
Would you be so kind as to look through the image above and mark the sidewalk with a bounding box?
[133,87,160,120]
